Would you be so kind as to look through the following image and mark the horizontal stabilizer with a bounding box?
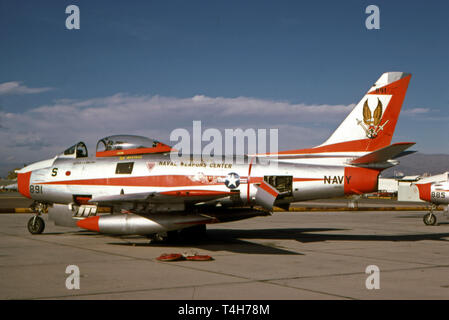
[350,142,415,165]
[391,150,416,159]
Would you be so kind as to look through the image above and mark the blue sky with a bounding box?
[0,0,448,176]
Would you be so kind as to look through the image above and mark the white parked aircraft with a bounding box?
[416,172,449,225]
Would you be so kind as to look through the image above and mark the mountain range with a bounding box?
[382,153,449,177]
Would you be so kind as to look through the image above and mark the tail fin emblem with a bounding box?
[357,98,389,139]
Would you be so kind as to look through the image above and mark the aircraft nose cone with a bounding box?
[77,216,100,232]
[416,183,432,202]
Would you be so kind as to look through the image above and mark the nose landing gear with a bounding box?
[27,202,48,234]
[423,204,437,226]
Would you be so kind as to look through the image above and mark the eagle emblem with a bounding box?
[356,98,389,139]
[146,162,156,172]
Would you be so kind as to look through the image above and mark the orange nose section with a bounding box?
[344,167,380,195]
[77,216,100,232]
[17,172,32,199]
[416,183,431,202]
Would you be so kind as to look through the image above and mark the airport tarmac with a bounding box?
[1,204,449,300]
[0,192,33,209]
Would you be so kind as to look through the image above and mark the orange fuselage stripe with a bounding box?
[36,175,323,187]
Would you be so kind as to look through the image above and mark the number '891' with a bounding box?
[30,185,42,194]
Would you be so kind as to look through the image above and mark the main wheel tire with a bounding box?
[423,213,437,226]
[27,216,45,234]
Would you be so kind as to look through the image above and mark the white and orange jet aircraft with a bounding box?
[415,173,449,226]
[17,72,413,240]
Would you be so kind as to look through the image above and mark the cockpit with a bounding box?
[58,142,89,159]
[95,135,173,157]
[56,135,173,159]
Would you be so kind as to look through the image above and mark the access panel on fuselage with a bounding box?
[263,175,293,197]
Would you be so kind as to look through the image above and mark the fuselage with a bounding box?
[416,181,449,205]
[18,153,380,208]
[259,151,366,166]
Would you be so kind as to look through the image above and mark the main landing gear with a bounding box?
[423,204,437,226]
[27,202,48,234]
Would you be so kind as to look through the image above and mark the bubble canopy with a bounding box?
[95,135,173,157]
[59,142,88,159]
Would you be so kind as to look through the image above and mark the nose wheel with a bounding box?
[27,216,45,234]
[28,202,48,234]
[423,205,437,226]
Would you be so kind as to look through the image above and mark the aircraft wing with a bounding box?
[89,189,236,206]
[350,142,415,165]
[2,183,18,191]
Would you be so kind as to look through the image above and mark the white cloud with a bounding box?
[0,81,53,95]
[0,93,353,171]
[402,107,431,115]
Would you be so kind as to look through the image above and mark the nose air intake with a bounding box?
[416,183,432,202]
[17,172,32,199]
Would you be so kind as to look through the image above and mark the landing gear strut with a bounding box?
[27,202,47,234]
[423,204,437,226]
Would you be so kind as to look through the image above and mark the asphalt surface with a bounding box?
[1,205,449,299]
[0,192,33,209]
